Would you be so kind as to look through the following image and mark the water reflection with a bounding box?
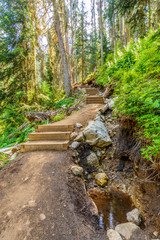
[90,190,134,230]
[99,213,104,228]
[109,202,114,229]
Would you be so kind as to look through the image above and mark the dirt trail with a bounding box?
[0,104,106,240]
[56,104,104,127]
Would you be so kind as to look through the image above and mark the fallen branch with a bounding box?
[7,122,29,139]
[99,104,109,113]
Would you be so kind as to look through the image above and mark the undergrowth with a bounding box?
[95,28,160,162]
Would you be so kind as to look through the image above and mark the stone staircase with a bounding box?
[21,124,74,152]
[86,88,104,104]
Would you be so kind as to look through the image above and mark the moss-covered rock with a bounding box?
[95,173,108,187]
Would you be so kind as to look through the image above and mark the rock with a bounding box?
[88,198,99,217]
[108,99,114,110]
[86,152,99,167]
[70,132,78,141]
[153,231,159,237]
[40,214,46,221]
[71,165,83,176]
[97,150,102,157]
[107,229,122,240]
[95,114,105,122]
[71,142,80,149]
[95,173,108,187]
[115,222,140,240]
[74,132,84,142]
[127,208,142,226]
[75,123,83,128]
[83,120,112,147]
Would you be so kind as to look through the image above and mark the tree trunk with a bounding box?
[156,0,160,29]
[53,0,72,98]
[74,0,78,83]
[82,7,84,83]
[148,0,151,28]
[70,0,74,84]
[100,0,103,65]
[119,15,123,49]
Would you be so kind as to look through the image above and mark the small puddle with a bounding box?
[90,190,134,230]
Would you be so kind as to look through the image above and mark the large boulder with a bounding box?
[83,120,112,147]
[95,173,108,187]
[127,208,142,226]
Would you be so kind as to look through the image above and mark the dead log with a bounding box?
[103,84,113,98]
[24,111,57,122]
[99,104,109,113]
[7,122,29,139]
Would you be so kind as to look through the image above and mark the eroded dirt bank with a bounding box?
[73,114,160,238]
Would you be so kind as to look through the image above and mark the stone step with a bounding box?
[21,140,69,152]
[29,132,71,141]
[86,88,99,95]
[35,124,74,132]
